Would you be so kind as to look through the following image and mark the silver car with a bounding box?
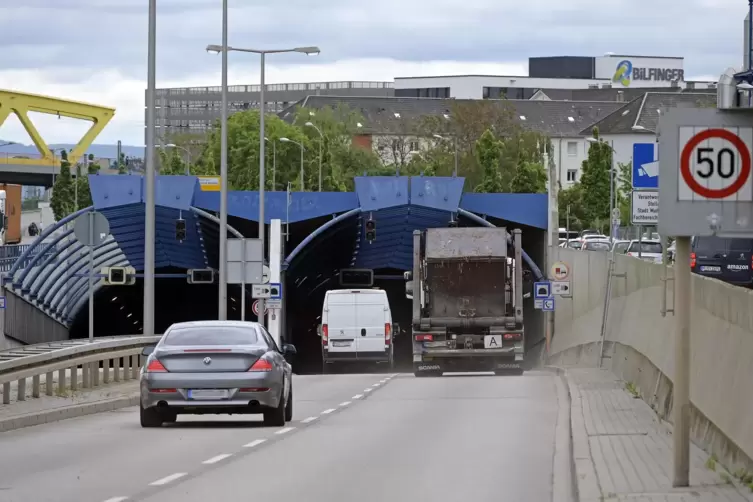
[139,320,296,428]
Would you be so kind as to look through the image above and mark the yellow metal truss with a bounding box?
[0,89,115,167]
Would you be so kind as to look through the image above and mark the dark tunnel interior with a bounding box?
[69,211,547,374]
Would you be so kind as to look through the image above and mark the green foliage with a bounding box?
[50,150,75,221]
[474,130,504,192]
[74,154,98,210]
[510,161,547,194]
[558,183,588,230]
[579,129,613,225]
[117,153,128,174]
[617,161,632,226]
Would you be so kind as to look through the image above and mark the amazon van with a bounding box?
[320,289,395,372]
[691,236,753,288]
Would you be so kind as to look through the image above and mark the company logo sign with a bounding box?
[612,59,684,87]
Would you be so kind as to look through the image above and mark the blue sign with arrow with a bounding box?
[632,143,659,190]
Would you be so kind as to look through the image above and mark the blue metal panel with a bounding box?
[155,176,197,211]
[460,193,548,230]
[89,175,142,209]
[14,229,73,289]
[26,239,78,296]
[44,242,120,310]
[192,190,359,223]
[410,176,466,212]
[31,241,86,303]
[354,176,410,212]
[50,248,125,317]
[632,143,659,189]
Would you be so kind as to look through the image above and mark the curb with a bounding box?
[543,366,577,502]
[0,394,139,433]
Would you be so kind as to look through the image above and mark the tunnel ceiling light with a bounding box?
[111,296,118,302]
[127,313,132,318]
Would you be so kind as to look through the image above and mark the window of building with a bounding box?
[567,142,578,156]
[409,141,419,152]
[567,170,577,182]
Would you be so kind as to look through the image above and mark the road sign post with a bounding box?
[228,238,263,323]
[657,107,753,487]
[73,211,110,343]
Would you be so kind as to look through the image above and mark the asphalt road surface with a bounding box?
[0,371,560,502]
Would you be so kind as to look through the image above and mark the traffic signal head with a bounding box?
[365,218,376,242]
[175,218,186,241]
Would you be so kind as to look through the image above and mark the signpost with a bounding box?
[550,261,570,281]
[631,191,659,225]
[228,238,262,322]
[657,107,753,488]
[73,211,110,343]
[252,300,268,316]
[632,143,660,190]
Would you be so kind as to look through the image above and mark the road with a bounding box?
[0,370,561,502]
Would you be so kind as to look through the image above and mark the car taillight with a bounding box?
[146,359,167,372]
[415,334,433,342]
[249,358,273,372]
[690,252,696,268]
[385,323,391,344]
[503,333,522,341]
[149,388,176,393]
[322,324,328,346]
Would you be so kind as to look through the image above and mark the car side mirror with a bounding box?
[282,343,297,356]
[141,345,155,357]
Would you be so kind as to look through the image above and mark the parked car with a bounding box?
[611,240,631,254]
[625,240,663,264]
[581,239,612,252]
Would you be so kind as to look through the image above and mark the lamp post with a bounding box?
[280,137,305,191]
[586,137,618,242]
[158,144,192,175]
[206,42,320,326]
[143,0,157,336]
[305,122,323,191]
[433,134,458,176]
[264,137,277,190]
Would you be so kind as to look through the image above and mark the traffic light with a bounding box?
[175,218,186,241]
[188,269,214,284]
[365,218,376,243]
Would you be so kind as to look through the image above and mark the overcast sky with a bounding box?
[0,0,746,146]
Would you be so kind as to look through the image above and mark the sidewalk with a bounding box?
[566,367,753,501]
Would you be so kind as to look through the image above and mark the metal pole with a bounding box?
[241,238,246,321]
[185,151,191,175]
[218,0,229,320]
[88,211,94,342]
[318,135,323,191]
[257,51,266,328]
[609,140,614,243]
[749,0,752,107]
[299,144,304,191]
[75,163,80,211]
[143,0,157,337]
[453,137,458,176]
[638,226,643,258]
[672,236,691,487]
[545,146,556,356]
[273,141,276,191]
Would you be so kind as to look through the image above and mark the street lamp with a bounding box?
[206,39,320,326]
[586,137,618,241]
[433,134,458,176]
[280,137,305,190]
[305,122,323,191]
[264,137,277,191]
[158,143,192,175]
[143,0,157,336]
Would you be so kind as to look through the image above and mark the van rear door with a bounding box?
[692,236,726,278]
[325,293,359,354]
[722,238,753,285]
[355,291,388,358]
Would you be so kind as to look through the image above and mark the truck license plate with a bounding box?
[484,335,502,348]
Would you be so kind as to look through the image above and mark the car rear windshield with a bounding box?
[162,326,259,346]
[584,241,610,251]
[693,236,727,253]
[613,242,630,254]
[627,242,662,254]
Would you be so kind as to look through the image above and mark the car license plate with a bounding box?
[484,334,502,348]
[332,341,351,347]
[188,389,229,400]
[700,266,721,272]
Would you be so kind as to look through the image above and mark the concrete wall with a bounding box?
[548,248,753,472]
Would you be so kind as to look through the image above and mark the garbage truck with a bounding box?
[405,227,525,377]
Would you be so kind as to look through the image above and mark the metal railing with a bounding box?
[0,335,160,405]
[0,244,56,272]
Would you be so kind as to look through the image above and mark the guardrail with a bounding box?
[0,335,161,405]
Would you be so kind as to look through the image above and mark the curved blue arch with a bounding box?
[5,206,93,282]
[56,250,127,321]
[32,241,91,304]
[26,238,79,296]
[45,242,121,311]
[13,229,73,289]
[456,208,544,281]
[62,257,129,323]
[283,208,362,269]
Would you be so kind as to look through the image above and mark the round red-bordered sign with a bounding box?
[680,128,752,199]
[252,300,268,316]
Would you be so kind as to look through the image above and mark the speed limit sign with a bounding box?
[678,127,753,201]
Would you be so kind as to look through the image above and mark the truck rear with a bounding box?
[405,227,525,376]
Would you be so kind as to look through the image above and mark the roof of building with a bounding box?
[581,92,718,135]
[533,86,715,102]
[279,95,626,137]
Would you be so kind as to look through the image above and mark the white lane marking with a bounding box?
[364,388,373,393]
[321,408,336,414]
[275,427,295,435]
[301,416,317,424]
[149,472,187,486]
[339,401,351,407]
[243,439,266,448]
[202,453,232,465]
[380,379,388,383]
[352,394,363,399]
[103,498,129,502]
[371,383,381,387]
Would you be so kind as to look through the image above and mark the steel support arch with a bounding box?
[55,250,127,319]
[64,259,129,324]
[283,208,362,269]
[31,239,97,305]
[13,229,74,289]
[24,237,79,295]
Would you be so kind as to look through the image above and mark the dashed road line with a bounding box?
[352,394,363,399]
[103,497,129,502]
[202,453,232,465]
[339,401,351,407]
[243,439,266,448]
[275,426,295,435]
[321,408,336,414]
[372,383,381,387]
[149,472,187,486]
[301,416,318,423]
[364,388,373,393]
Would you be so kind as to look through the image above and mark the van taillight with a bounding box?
[415,334,433,342]
[690,252,696,268]
[385,323,391,344]
[322,324,328,346]
[503,333,522,341]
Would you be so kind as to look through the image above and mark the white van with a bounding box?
[320,289,394,371]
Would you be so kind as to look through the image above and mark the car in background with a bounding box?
[691,236,753,288]
[563,239,584,250]
[611,240,630,254]
[581,239,612,252]
[139,320,296,428]
[582,234,609,241]
[625,240,663,263]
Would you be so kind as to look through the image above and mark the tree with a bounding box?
[50,150,76,221]
[558,183,588,231]
[579,129,613,226]
[74,154,98,210]
[510,161,547,193]
[117,153,128,174]
[474,130,504,192]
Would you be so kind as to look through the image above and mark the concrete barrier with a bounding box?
[548,248,753,473]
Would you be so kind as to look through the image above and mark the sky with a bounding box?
[0,0,747,147]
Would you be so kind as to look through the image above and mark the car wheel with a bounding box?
[140,404,163,428]
[263,382,287,427]
[284,382,293,422]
